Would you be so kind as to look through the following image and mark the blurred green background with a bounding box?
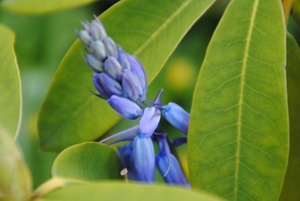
[0,0,299,189]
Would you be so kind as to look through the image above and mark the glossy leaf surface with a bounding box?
[0,24,21,141]
[0,0,95,14]
[188,0,288,200]
[52,142,122,181]
[38,182,225,201]
[279,34,300,200]
[38,0,216,152]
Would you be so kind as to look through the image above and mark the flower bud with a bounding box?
[103,37,118,58]
[118,48,130,70]
[139,107,161,137]
[77,29,92,46]
[122,69,139,100]
[104,57,123,81]
[162,102,190,134]
[90,40,107,61]
[97,73,123,97]
[93,73,111,99]
[108,95,142,120]
[90,19,107,40]
[132,135,155,182]
[127,54,147,101]
[85,54,104,72]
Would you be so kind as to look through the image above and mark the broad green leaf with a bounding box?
[279,34,300,200]
[0,0,96,14]
[0,24,21,141]
[52,142,122,181]
[37,182,225,201]
[188,0,288,200]
[0,127,32,201]
[38,0,216,152]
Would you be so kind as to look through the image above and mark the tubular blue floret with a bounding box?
[98,73,123,97]
[155,136,189,187]
[93,73,111,99]
[85,54,104,72]
[127,54,147,101]
[103,37,118,58]
[122,69,139,100]
[139,107,161,137]
[117,48,130,70]
[162,102,190,134]
[104,57,123,81]
[117,144,138,180]
[108,95,142,120]
[132,135,155,182]
[90,40,107,61]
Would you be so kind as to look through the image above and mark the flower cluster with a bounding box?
[77,17,190,187]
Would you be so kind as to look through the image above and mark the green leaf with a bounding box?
[0,0,96,14]
[38,182,225,201]
[188,0,288,200]
[0,24,21,141]
[0,127,32,201]
[38,0,216,152]
[52,142,122,181]
[279,34,300,200]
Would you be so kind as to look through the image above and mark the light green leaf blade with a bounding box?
[52,142,122,181]
[188,0,288,200]
[38,0,216,152]
[38,182,225,201]
[0,24,21,141]
[279,34,300,200]
[0,0,96,15]
[0,127,32,201]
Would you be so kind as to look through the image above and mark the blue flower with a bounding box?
[132,134,155,183]
[162,102,190,134]
[139,107,161,137]
[155,135,189,187]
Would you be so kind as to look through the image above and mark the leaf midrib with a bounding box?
[234,0,259,199]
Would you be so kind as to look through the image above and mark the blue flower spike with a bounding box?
[162,102,190,134]
[132,135,155,183]
[108,95,142,120]
[155,135,190,187]
[117,144,138,181]
[139,107,161,137]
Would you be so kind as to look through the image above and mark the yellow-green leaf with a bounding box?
[279,34,300,200]
[0,0,96,14]
[0,24,21,141]
[188,0,288,200]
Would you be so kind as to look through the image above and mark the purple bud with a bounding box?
[103,37,118,58]
[77,30,92,46]
[90,19,107,40]
[104,57,123,81]
[127,54,147,101]
[139,107,161,137]
[117,144,138,180]
[132,135,155,183]
[122,69,139,100]
[90,40,107,61]
[118,48,130,70]
[85,54,104,72]
[98,73,123,96]
[162,103,190,134]
[93,73,111,99]
[108,95,142,120]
